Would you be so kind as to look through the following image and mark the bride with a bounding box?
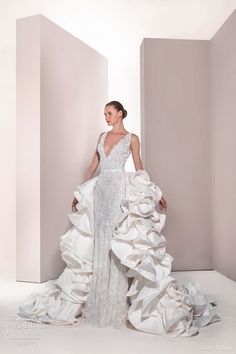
[18,100,220,337]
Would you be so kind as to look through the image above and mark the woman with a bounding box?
[71,103,167,212]
[18,101,220,337]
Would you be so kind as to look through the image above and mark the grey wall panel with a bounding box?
[16,14,108,282]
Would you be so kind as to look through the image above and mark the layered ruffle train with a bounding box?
[17,169,220,337]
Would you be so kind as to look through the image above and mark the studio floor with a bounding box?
[0,260,235,354]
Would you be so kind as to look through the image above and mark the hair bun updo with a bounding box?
[122,109,127,119]
[105,100,128,119]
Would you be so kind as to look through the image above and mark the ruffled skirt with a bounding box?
[17,170,220,337]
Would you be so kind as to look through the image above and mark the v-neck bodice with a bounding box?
[97,131,132,172]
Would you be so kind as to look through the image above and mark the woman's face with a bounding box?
[104,105,122,126]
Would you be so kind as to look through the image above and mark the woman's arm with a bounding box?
[130,133,167,211]
[72,132,104,211]
[130,133,144,171]
[81,132,104,183]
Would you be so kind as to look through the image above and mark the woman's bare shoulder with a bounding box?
[97,131,106,144]
[130,133,140,142]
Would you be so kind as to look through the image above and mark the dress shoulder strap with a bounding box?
[98,131,107,145]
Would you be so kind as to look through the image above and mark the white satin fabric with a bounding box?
[18,169,220,336]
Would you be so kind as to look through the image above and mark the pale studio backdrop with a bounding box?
[1,1,236,281]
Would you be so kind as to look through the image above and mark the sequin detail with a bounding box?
[81,131,132,328]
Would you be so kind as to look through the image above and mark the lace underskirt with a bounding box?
[80,169,130,328]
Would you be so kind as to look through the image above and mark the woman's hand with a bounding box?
[72,196,79,212]
[159,196,167,212]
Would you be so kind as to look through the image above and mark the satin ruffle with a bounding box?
[18,169,220,336]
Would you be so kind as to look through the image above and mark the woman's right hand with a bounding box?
[72,196,79,211]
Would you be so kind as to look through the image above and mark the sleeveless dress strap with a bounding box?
[99,131,107,145]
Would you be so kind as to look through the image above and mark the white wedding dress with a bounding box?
[17,131,220,337]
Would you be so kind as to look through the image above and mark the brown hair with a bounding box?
[105,100,127,119]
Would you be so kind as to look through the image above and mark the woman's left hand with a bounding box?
[159,196,167,211]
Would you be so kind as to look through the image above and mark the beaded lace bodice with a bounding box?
[98,131,132,171]
[81,131,132,328]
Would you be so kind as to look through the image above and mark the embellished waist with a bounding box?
[101,168,124,173]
